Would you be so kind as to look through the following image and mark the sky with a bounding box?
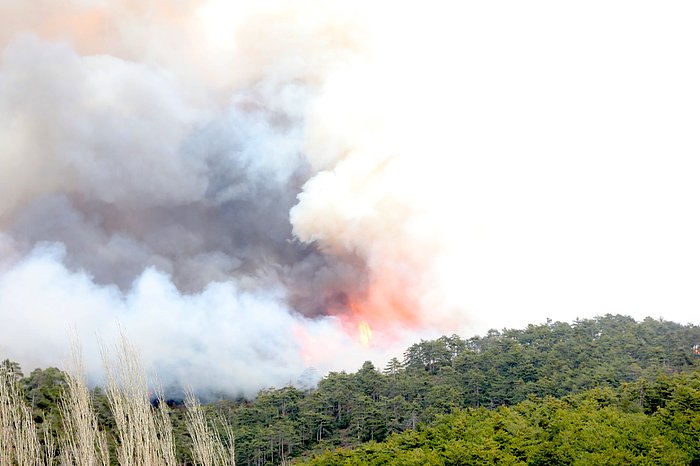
[0,0,698,395]
[432,2,700,331]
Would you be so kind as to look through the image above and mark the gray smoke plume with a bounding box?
[2,1,700,396]
[0,32,362,300]
[0,2,403,397]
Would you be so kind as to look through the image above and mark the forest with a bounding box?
[2,314,700,465]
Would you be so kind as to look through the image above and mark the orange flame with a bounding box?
[358,320,372,347]
[334,271,424,348]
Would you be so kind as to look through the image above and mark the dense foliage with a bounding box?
[302,369,700,465]
[208,315,700,465]
[2,314,699,465]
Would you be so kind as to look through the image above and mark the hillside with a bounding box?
[4,314,699,465]
[301,369,700,465]
[210,314,700,464]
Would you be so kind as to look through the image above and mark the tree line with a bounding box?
[302,368,700,465]
[2,314,699,465]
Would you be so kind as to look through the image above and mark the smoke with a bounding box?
[0,0,455,396]
[4,0,698,395]
[0,243,356,396]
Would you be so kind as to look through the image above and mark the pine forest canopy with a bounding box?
[2,314,699,465]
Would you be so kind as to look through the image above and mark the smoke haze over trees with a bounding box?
[0,0,454,395]
[1,0,700,399]
[3,315,700,464]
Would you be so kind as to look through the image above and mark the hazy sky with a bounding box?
[424,2,700,333]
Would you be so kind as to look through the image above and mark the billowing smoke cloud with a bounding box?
[8,0,696,397]
[0,0,453,396]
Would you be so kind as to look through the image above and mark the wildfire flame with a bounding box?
[358,320,373,347]
[339,276,422,350]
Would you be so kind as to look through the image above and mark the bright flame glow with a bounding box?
[358,320,372,347]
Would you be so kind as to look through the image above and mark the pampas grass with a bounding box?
[0,334,236,465]
[60,339,110,466]
[185,389,235,466]
[0,366,42,466]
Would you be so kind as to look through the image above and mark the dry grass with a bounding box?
[60,339,110,466]
[185,389,236,466]
[153,386,178,466]
[102,332,165,466]
[1,363,41,466]
[41,422,56,466]
[0,333,236,465]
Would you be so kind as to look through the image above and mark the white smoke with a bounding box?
[0,0,437,396]
[2,0,700,396]
[0,243,377,397]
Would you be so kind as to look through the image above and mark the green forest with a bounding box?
[3,314,700,465]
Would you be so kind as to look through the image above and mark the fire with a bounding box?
[338,274,422,348]
[358,320,373,347]
[321,268,425,350]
